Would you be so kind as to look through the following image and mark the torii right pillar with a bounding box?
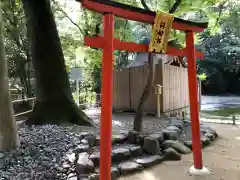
[186,30,210,175]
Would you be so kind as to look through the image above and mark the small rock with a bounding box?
[74,144,90,153]
[76,152,95,175]
[111,167,120,179]
[95,167,120,179]
[44,147,54,153]
[162,140,191,154]
[81,139,89,145]
[67,153,76,163]
[143,136,160,155]
[201,137,211,146]
[63,162,72,169]
[79,132,92,139]
[163,148,181,161]
[118,161,143,175]
[89,151,101,166]
[128,145,143,157]
[95,136,101,146]
[200,126,218,138]
[162,129,178,140]
[67,173,78,180]
[128,131,140,144]
[112,147,131,162]
[85,134,96,147]
[88,173,99,180]
[205,132,215,141]
[135,155,163,167]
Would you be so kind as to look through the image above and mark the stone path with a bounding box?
[1,108,218,180]
[118,123,240,180]
[66,116,218,180]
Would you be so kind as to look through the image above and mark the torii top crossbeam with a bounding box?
[78,0,208,32]
[78,0,207,58]
[76,0,208,180]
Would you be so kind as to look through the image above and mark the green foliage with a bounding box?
[197,3,240,94]
[3,0,240,96]
[198,73,207,81]
[2,0,28,77]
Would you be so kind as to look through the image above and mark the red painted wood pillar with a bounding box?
[186,31,203,169]
[100,13,114,180]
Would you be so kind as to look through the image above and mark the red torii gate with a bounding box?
[76,0,208,179]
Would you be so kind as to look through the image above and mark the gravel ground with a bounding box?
[0,111,171,180]
[0,124,97,180]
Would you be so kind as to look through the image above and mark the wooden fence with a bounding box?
[162,64,189,112]
[113,63,189,113]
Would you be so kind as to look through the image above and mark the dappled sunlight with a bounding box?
[139,171,160,180]
[235,136,240,140]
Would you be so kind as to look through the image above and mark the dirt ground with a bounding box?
[118,123,240,180]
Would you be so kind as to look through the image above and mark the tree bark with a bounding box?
[0,9,20,151]
[133,53,155,132]
[21,0,93,126]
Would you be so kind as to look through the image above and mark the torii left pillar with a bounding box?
[100,13,114,180]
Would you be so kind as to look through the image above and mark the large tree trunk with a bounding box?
[21,0,93,126]
[0,9,20,151]
[133,53,155,132]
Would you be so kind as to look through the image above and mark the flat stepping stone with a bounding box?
[79,132,93,139]
[95,134,128,146]
[112,147,131,162]
[162,140,191,154]
[163,147,181,161]
[95,167,120,179]
[135,155,164,168]
[118,161,143,175]
[112,134,128,144]
[128,145,143,157]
